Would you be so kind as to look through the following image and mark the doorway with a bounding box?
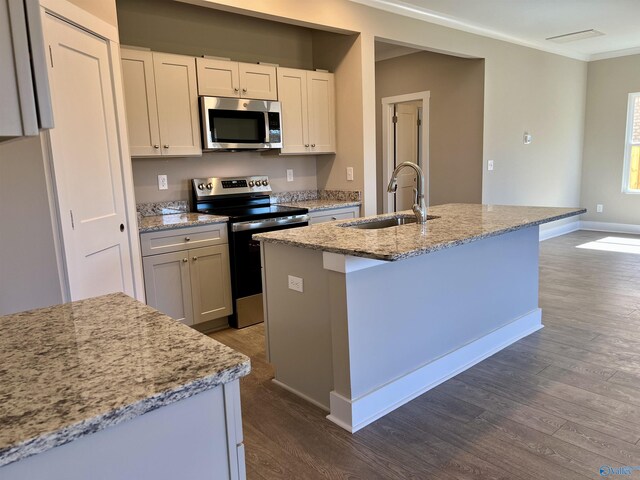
[381,92,430,213]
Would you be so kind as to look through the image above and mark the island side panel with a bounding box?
[0,384,243,480]
[329,226,541,430]
[261,242,334,410]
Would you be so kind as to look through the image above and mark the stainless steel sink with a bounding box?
[343,215,437,230]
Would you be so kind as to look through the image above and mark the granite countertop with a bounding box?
[276,199,361,212]
[138,212,228,233]
[255,203,586,261]
[0,293,250,467]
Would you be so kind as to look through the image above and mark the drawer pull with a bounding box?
[192,256,198,261]
[331,217,337,221]
[185,237,191,241]
[311,144,316,147]
[182,258,188,263]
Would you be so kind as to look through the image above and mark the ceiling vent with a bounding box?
[546,29,604,43]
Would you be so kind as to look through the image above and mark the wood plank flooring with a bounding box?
[211,230,640,479]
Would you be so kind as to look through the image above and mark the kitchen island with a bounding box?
[256,204,584,433]
[0,293,250,480]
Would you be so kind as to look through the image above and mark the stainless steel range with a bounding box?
[192,176,309,328]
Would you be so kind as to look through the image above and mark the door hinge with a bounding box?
[417,118,422,126]
[48,45,54,68]
[392,115,398,124]
[70,210,75,230]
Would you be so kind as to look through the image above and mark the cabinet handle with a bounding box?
[242,88,247,93]
[182,258,188,263]
[331,217,337,221]
[192,256,198,261]
[185,237,191,241]
[304,144,309,147]
[234,88,239,93]
[311,144,316,147]
[163,145,169,149]
[153,145,160,149]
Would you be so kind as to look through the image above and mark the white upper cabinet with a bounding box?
[196,58,277,100]
[277,67,335,155]
[1,0,53,140]
[121,48,201,157]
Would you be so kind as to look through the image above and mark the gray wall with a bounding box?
[375,50,485,209]
[0,136,63,315]
[581,54,640,224]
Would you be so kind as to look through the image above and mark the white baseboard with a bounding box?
[326,309,543,433]
[579,221,640,235]
[539,220,581,241]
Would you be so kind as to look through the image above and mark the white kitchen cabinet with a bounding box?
[141,224,232,327]
[196,58,277,101]
[1,0,53,140]
[309,205,360,224]
[277,68,335,155]
[121,48,201,157]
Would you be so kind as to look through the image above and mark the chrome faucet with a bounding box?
[387,161,428,224]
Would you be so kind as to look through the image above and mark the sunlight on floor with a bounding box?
[577,236,640,254]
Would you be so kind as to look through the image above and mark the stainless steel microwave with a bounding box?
[200,96,283,151]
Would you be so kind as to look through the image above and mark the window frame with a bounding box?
[622,92,640,194]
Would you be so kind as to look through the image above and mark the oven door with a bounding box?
[229,217,308,328]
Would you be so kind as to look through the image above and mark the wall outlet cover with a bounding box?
[286,169,294,182]
[158,174,168,190]
[346,167,354,181]
[488,160,494,171]
[287,275,303,293]
[596,204,603,213]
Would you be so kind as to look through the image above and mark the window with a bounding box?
[623,92,640,193]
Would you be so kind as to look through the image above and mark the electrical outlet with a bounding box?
[286,169,294,182]
[288,275,303,293]
[488,160,494,171]
[158,174,168,190]
[523,132,532,144]
[596,204,603,213]
[346,167,354,181]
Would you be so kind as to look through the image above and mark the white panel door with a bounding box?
[196,58,239,98]
[153,52,201,157]
[277,67,308,154]
[238,62,277,100]
[307,71,335,154]
[394,103,419,212]
[120,48,161,156]
[189,245,232,324]
[44,14,134,300]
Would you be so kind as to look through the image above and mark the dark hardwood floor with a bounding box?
[211,230,640,479]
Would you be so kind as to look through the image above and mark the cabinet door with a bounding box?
[120,48,161,156]
[196,58,240,98]
[277,67,309,154]
[153,52,201,156]
[238,62,277,100]
[307,71,336,154]
[143,251,194,325]
[189,244,233,324]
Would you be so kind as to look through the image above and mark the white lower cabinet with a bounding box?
[141,224,232,326]
[309,206,360,224]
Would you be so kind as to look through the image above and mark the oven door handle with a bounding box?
[232,214,310,232]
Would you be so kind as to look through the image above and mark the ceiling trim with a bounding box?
[590,46,640,62]
[350,0,591,61]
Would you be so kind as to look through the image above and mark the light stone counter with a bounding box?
[275,199,361,212]
[0,293,250,468]
[255,203,585,261]
[138,212,228,233]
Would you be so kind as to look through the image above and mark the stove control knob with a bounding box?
[248,181,255,187]
[197,183,204,190]
[262,179,269,186]
[206,183,213,190]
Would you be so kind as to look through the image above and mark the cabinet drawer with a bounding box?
[141,223,228,256]
[309,207,359,225]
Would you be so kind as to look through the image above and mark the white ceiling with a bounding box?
[354,0,640,61]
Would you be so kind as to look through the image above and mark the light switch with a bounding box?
[346,167,354,181]
[488,160,494,171]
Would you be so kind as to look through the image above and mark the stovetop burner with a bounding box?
[191,176,308,221]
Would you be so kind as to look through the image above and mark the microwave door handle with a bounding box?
[264,112,270,143]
